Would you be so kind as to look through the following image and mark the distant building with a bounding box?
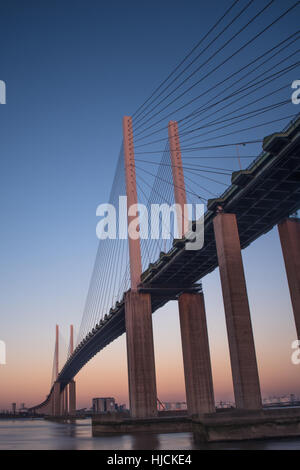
[76,408,87,414]
[118,404,127,412]
[263,394,300,407]
[216,401,235,409]
[19,403,28,413]
[92,397,116,413]
[290,394,296,403]
[12,403,16,414]
[163,401,187,411]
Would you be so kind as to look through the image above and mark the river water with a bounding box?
[1,419,300,450]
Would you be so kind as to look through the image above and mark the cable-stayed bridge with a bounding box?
[29,0,300,418]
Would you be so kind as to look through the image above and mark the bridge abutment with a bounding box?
[125,291,158,418]
[213,212,262,410]
[178,292,215,415]
[278,217,300,339]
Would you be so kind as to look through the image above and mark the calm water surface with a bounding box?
[1,419,300,450]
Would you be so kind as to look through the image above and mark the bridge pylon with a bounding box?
[123,116,158,419]
[55,324,59,379]
[68,325,76,415]
[168,120,215,415]
[49,324,76,417]
[51,324,62,416]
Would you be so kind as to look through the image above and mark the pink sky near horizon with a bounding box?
[0,227,299,411]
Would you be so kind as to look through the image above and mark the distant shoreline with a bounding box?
[0,414,42,420]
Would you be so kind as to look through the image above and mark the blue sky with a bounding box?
[0,0,299,408]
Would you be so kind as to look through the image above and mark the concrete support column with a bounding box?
[125,291,157,418]
[213,212,261,410]
[53,381,61,416]
[69,380,76,416]
[278,218,300,339]
[178,292,215,415]
[60,391,65,415]
[64,387,68,415]
[55,325,59,379]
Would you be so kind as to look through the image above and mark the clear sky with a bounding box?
[0,0,299,410]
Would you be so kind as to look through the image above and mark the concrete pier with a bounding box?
[60,390,65,415]
[178,292,215,415]
[193,408,300,442]
[278,218,300,339]
[52,381,61,416]
[64,387,68,415]
[92,408,300,442]
[69,380,76,415]
[213,212,261,410]
[125,291,157,418]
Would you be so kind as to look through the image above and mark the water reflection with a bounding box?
[0,419,300,450]
[131,433,160,450]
